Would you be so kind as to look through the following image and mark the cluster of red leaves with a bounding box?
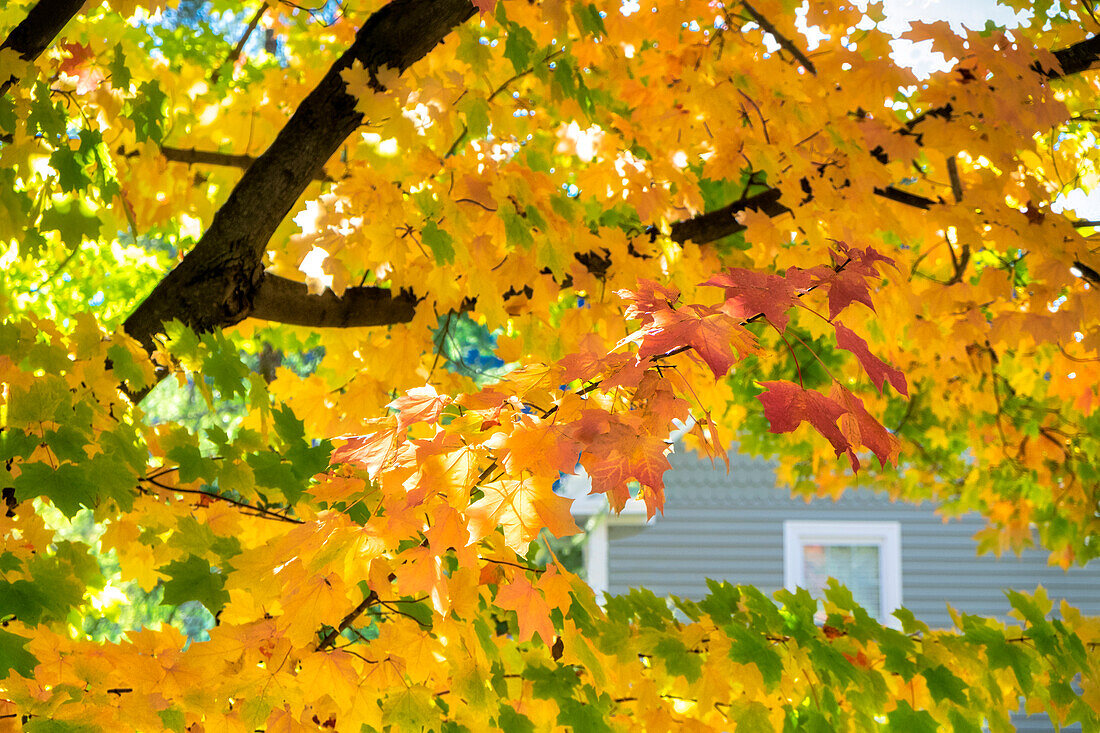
[333,244,904,536]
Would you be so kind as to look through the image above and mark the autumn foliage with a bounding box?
[2,0,1100,729]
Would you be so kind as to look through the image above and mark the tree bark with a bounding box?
[251,275,419,328]
[0,0,88,95]
[122,0,476,353]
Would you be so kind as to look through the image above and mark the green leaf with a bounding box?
[946,710,982,733]
[28,83,67,140]
[0,94,15,133]
[25,722,99,733]
[726,623,783,687]
[200,331,249,400]
[885,701,939,733]
[422,220,455,265]
[458,96,490,140]
[503,209,534,250]
[106,342,149,390]
[653,636,702,682]
[0,628,36,680]
[109,43,132,90]
[166,443,215,484]
[504,23,536,73]
[0,549,90,625]
[557,694,612,732]
[161,556,230,612]
[246,451,302,503]
[923,664,969,706]
[527,663,577,700]
[382,685,440,732]
[13,462,98,517]
[39,198,101,248]
[128,80,167,144]
[572,2,607,37]
[49,145,92,193]
[273,404,306,443]
[699,579,741,625]
[496,706,535,733]
[158,709,186,733]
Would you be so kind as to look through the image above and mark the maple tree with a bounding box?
[3,0,1100,728]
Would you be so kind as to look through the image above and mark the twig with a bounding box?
[211,3,268,84]
[741,0,816,75]
[317,591,379,650]
[946,155,963,203]
[443,49,565,157]
[139,476,304,524]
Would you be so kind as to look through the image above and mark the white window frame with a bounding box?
[783,520,902,625]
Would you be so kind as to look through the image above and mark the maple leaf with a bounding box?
[757,381,851,460]
[702,268,802,332]
[485,412,581,478]
[834,322,908,396]
[812,266,876,320]
[617,279,681,323]
[330,423,400,476]
[59,42,103,95]
[495,574,555,644]
[467,476,579,551]
[581,419,671,516]
[829,382,901,469]
[390,385,452,433]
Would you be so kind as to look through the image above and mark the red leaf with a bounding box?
[581,419,671,517]
[331,425,400,476]
[814,267,876,320]
[830,383,901,469]
[59,42,103,95]
[834,322,908,397]
[757,381,851,459]
[702,268,800,332]
[618,280,680,323]
[618,301,759,379]
[471,0,497,14]
[389,385,451,433]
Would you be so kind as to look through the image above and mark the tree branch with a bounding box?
[210,2,267,85]
[741,0,815,75]
[1047,34,1100,77]
[0,0,86,96]
[251,274,419,327]
[316,591,378,651]
[122,0,477,363]
[669,187,788,244]
[119,144,334,181]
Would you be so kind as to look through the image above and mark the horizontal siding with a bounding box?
[603,449,1100,633]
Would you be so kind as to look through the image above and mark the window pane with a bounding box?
[802,544,881,619]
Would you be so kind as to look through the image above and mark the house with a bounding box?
[563,445,1100,632]
[564,445,1100,730]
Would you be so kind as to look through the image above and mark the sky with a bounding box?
[879,0,1028,75]
[874,0,1100,218]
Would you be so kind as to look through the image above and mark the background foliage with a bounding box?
[2,0,1100,729]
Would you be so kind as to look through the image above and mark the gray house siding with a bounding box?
[602,447,1100,628]
[592,447,1099,731]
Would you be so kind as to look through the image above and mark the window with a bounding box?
[783,520,902,625]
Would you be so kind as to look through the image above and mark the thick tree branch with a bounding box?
[251,274,419,327]
[123,0,476,360]
[669,187,787,244]
[1047,34,1100,77]
[0,0,86,96]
